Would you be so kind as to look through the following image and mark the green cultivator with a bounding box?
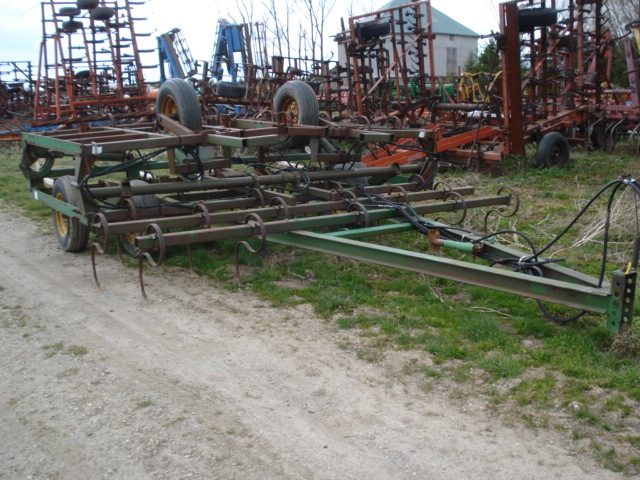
[19,78,638,333]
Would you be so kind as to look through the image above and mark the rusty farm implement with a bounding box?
[13,0,640,334]
[337,0,640,168]
[19,68,639,333]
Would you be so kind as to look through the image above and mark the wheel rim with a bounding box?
[548,145,564,166]
[280,97,299,123]
[124,232,138,246]
[160,96,178,117]
[54,192,69,237]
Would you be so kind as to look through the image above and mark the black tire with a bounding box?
[77,0,99,9]
[52,176,89,253]
[59,7,81,16]
[333,161,369,187]
[75,70,91,80]
[217,81,246,98]
[90,7,115,21]
[518,8,558,31]
[273,80,319,149]
[589,125,606,151]
[534,132,570,168]
[62,20,83,33]
[156,78,203,131]
[359,21,391,40]
[120,180,160,258]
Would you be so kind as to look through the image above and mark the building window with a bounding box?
[446,47,457,76]
[449,35,455,41]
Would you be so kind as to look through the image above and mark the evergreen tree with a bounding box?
[464,39,499,74]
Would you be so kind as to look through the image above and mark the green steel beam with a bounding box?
[30,189,88,224]
[424,219,606,288]
[22,133,83,155]
[326,223,415,238]
[607,270,636,332]
[267,231,613,315]
[327,219,608,290]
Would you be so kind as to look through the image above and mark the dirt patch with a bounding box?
[0,203,625,479]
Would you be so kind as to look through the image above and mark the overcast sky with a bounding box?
[0,0,502,80]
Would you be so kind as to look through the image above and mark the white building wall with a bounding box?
[432,34,478,77]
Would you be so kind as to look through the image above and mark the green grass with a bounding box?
[0,144,50,220]
[65,345,88,356]
[4,141,640,473]
[41,341,64,358]
[135,400,153,410]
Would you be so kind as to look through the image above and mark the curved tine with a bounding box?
[122,197,138,220]
[91,213,111,289]
[347,201,371,228]
[355,115,371,129]
[115,235,125,265]
[497,186,520,217]
[433,181,452,192]
[234,213,267,284]
[137,223,166,299]
[208,105,220,125]
[90,243,104,289]
[327,180,345,193]
[340,190,358,203]
[483,209,501,234]
[435,191,467,225]
[187,204,212,275]
[251,187,266,207]
[194,203,212,229]
[269,197,290,219]
[383,115,401,128]
[244,213,268,253]
[483,187,520,233]
[389,185,409,203]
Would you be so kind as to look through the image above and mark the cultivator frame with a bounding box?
[19,98,637,332]
[14,0,640,332]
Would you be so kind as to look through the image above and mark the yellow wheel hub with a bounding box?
[281,98,299,123]
[54,192,69,237]
[124,231,138,246]
[160,96,178,116]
